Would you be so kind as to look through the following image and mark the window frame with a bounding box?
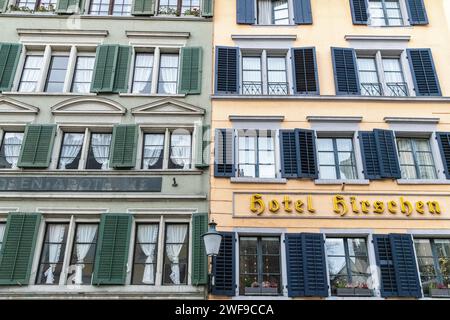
[71,54,96,94]
[15,0,57,11]
[396,136,438,180]
[255,0,294,25]
[162,222,190,285]
[317,136,358,180]
[88,0,132,16]
[367,0,408,26]
[156,0,201,16]
[131,223,160,285]
[0,130,25,169]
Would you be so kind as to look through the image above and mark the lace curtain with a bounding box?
[0,223,5,252]
[158,54,179,94]
[91,133,112,170]
[143,134,164,168]
[170,133,191,169]
[165,224,188,285]
[137,225,159,284]
[3,133,23,169]
[59,133,84,169]
[258,0,272,24]
[19,56,43,92]
[74,225,97,285]
[44,225,66,284]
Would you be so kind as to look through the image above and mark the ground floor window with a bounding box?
[132,224,159,285]
[239,236,281,296]
[163,223,189,285]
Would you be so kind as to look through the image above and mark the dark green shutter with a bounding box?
[179,47,202,94]
[92,214,132,285]
[214,129,235,177]
[215,46,239,94]
[406,0,428,25]
[293,0,312,24]
[0,43,21,92]
[280,130,298,178]
[132,0,154,15]
[212,232,235,296]
[91,45,119,93]
[112,46,131,93]
[292,47,319,95]
[110,124,138,169]
[407,49,441,96]
[359,131,381,179]
[296,129,318,179]
[201,0,213,17]
[191,212,208,285]
[0,0,8,12]
[332,47,360,95]
[236,0,255,24]
[349,0,368,24]
[436,132,450,179]
[373,129,401,179]
[0,213,41,286]
[17,125,56,168]
[56,0,81,13]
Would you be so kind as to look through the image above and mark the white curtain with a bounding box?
[91,133,112,170]
[382,58,403,82]
[143,134,164,168]
[3,133,23,169]
[59,133,84,169]
[357,58,378,83]
[166,224,188,285]
[138,225,159,284]
[19,56,43,92]
[258,0,272,24]
[73,57,95,94]
[267,57,286,83]
[170,134,191,169]
[0,224,5,252]
[44,225,66,285]
[158,54,179,94]
[74,225,97,285]
[133,54,154,94]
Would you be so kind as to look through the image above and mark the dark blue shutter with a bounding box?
[359,131,381,180]
[280,130,299,178]
[296,129,318,179]
[293,0,312,24]
[302,233,328,297]
[373,235,398,297]
[436,132,450,179]
[215,46,239,94]
[390,234,422,298]
[349,0,368,24]
[406,0,428,25]
[214,129,235,177]
[292,47,319,95]
[373,129,401,179]
[285,234,305,297]
[331,47,360,95]
[212,232,235,296]
[407,49,441,96]
[236,0,255,24]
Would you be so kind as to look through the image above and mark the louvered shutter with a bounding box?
[179,47,202,94]
[132,0,155,15]
[436,132,450,179]
[407,49,441,96]
[215,46,239,94]
[214,129,235,177]
[0,43,22,92]
[349,0,368,24]
[212,232,235,296]
[201,0,213,17]
[332,47,360,95]
[280,130,299,178]
[0,0,9,12]
[359,131,381,180]
[373,235,398,297]
[285,234,305,297]
[112,46,131,93]
[191,212,208,285]
[292,47,319,95]
[91,45,119,93]
[296,129,318,179]
[17,124,56,168]
[293,0,312,24]
[0,213,41,285]
[373,129,401,179]
[406,0,428,25]
[236,0,255,24]
[110,124,138,168]
[56,0,81,14]
[92,214,132,285]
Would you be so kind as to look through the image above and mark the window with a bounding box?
[382,58,408,96]
[158,54,179,94]
[239,236,281,296]
[132,53,154,94]
[58,133,85,170]
[36,224,69,285]
[86,133,112,170]
[72,56,95,93]
[68,224,99,285]
[368,0,404,26]
[317,137,358,180]
[357,57,382,96]
[158,0,200,16]
[0,132,24,169]
[237,130,276,178]
[242,56,262,95]
[267,56,288,95]
[397,137,437,179]
[325,237,371,295]
[16,0,56,11]
[19,55,44,92]
[89,0,132,15]
[142,133,165,169]
[257,0,290,25]
[163,224,189,285]
[45,56,70,93]
[0,223,6,252]
[132,224,159,285]
[181,0,200,15]
[169,131,192,169]
[414,239,450,296]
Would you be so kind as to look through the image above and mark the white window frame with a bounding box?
[0,126,26,170]
[367,0,409,27]
[254,0,295,25]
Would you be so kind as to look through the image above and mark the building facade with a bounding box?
[210,0,450,299]
[0,0,213,298]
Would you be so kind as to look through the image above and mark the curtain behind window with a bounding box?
[258,0,272,24]
[165,224,188,285]
[44,225,66,285]
[59,133,84,169]
[170,133,191,169]
[137,225,159,284]
[74,224,97,285]
[3,133,23,169]
[91,133,111,170]
[0,224,5,252]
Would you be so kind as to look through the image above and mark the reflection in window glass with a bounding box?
[17,0,37,10]
[383,58,407,96]
[19,55,43,92]
[58,133,84,170]
[257,0,289,25]
[169,132,191,169]
[132,224,159,285]
[132,53,154,94]
[163,224,188,285]
[68,224,98,285]
[368,0,403,26]
[242,56,262,95]
[397,138,437,180]
[72,56,95,93]
[0,132,24,169]
[112,0,131,15]
[86,133,112,170]
[143,133,165,169]
[181,0,200,15]
[158,0,178,15]
[357,57,381,96]
[45,56,69,93]
[158,54,179,94]
[317,137,357,180]
[89,0,111,15]
[267,57,288,95]
[238,130,275,178]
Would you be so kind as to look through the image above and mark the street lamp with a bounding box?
[202,220,222,293]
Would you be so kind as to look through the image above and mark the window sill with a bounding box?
[230,177,287,184]
[396,179,450,185]
[211,95,450,102]
[119,93,186,97]
[314,179,370,185]
[2,92,96,96]
[0,169,204,175]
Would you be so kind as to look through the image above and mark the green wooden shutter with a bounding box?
[201,0,213,17]
[0,43,22,92]
[112,46,132,93]
[194,123,209,169]
[92,214,132,285]
[191,212,208,285]
[110,124,138,168]
[132,0,154,15]
[56,0,81,13]
[0,213,41,286]
[91,45,119,93]
[0,0,8,13]
[17,125,56,168]
[179,47,202,95]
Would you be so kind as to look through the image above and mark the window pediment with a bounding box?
[51,97,126,115]
[0,97,39,114]
[131,98,205,116]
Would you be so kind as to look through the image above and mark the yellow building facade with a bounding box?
[209,0,450,299]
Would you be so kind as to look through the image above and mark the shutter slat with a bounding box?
[374,129,401,179]
[179,47,202,94]
[280,130,299,178]
[285,234,305,296]
[191,212,208,285]
[292,47,318,95]
[91,45,119,93]
[212,232,235,296]
[359,131,381,180]
[215,46,239,94]
[0,43,22,92]
[132,0,155,15]
[110,124,138,169]
[112,46,131,93]
[214,129,235,177]
[407,49,441,96]
[436,132,450,179]
[296,129,318,179]
[332,47,360,95]
[201,0,213,17]
[17,125,56,168]
[373,235,398,297]
[293,0,312,24]
[406,0,428,25]
[236,0,255,24]
[350,0,368,24]
[0,0,8,12]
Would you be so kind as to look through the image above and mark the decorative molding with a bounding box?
[0,97,39,114]
[126,31,190,39]
[307,116,363,123]
[229,115,285,122]
[17,29,108,45]
[344,35,411,41]
[51,97,126,115]
[231,34,297,41]
[17,29,109,37]
[132,98,205,115]
[384,117,440,124]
